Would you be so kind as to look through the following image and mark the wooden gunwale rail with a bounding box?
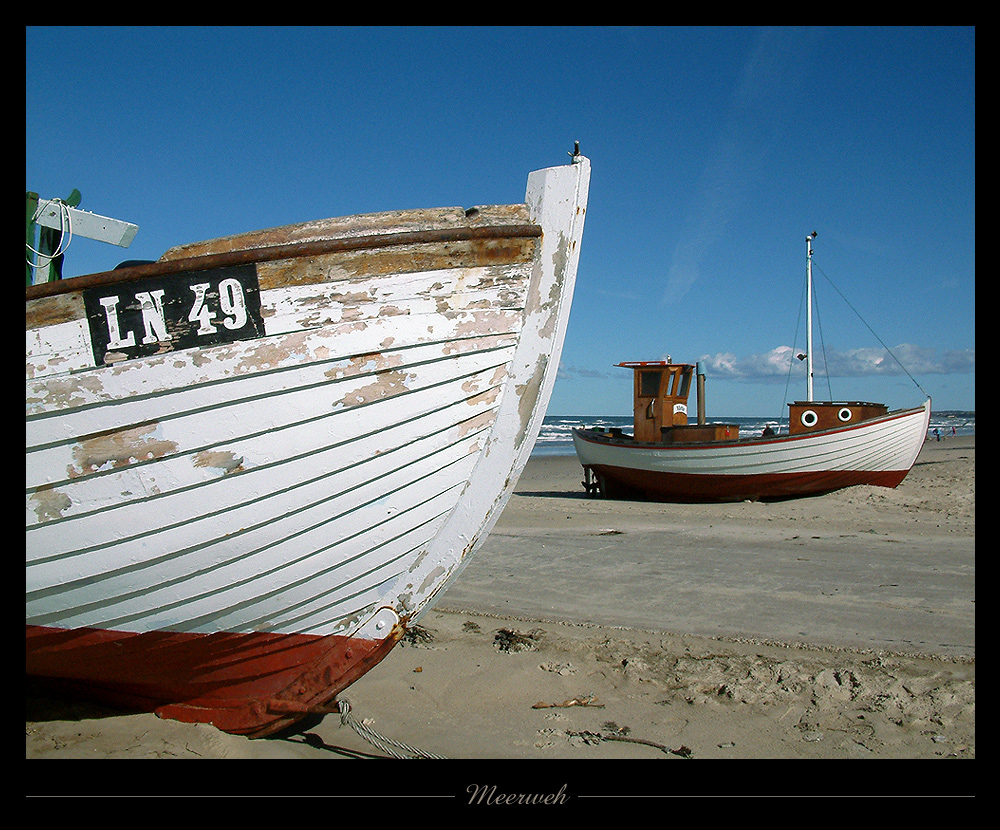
[25,223,544,301]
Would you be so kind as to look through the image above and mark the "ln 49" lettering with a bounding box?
[83,264,264,366]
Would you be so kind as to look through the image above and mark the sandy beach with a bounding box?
[27,436,974,793]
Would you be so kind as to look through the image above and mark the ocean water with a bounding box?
[531,410,976,457]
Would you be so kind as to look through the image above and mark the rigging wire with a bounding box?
[784,254,930,411]
[780,268,806,420]
[811,278,834,401]
[811,258,931,399]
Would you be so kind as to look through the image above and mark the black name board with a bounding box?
[83,264,264,366]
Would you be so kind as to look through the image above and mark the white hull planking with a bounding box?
[27,157,591,649]
[574,401,930,478]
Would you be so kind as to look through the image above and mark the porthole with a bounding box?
[838,407,853,422]
[800,409,818,428]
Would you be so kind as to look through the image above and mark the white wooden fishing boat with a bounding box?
[573,234,930,503]
[26,147,590,737]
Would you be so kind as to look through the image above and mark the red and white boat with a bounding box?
[573,391,930,502]
[26,148,590,737]
[573,234,930,503]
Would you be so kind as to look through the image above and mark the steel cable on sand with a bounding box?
[337,699,447,759]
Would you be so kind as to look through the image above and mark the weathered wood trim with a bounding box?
[25,224,543,302]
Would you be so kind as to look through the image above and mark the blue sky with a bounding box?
[26,26,975,416]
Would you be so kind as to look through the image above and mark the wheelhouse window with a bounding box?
[640,370,661,397]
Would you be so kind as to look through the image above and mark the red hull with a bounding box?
[590,464,911,503]
[25,622,400,737]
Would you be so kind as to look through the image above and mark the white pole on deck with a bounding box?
[806,231,817,402]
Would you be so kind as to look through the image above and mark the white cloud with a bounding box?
[557,363,616,380]
[698,345,974,381]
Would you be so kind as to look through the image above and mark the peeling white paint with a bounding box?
[25,156,590,648]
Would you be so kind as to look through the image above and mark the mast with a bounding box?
[806,231,817,401]
[26,192,138,285]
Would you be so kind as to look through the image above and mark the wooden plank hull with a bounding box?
[25,618,396,735]
[26,155,590,736]
[573,400,930,503]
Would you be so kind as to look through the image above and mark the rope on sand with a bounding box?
[337,699,447,759]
